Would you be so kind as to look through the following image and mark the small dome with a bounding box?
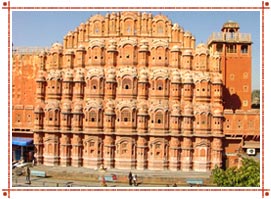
[64,49,74,55]
[172,23,179,30]
[77,45,86,51]
[74,70,84,82]
[182,49,192,56]
[171,45,180,52]
[139,69,148,82]
[184,31,192,37]
[67,31,73,36]
[213,109,223,117]
[73,104,83,113]
[63,70,73,82]
[52,42,63,49]
[106,68,116,82]
[34,105,43,113]
[50,42,63,53]
[107,44,117,52]
[222,20,240,30]
[139,44,149,52]
[39,50,47,57]
[36,71,46,82]
[183,104,193,116]
[171,104,181,116]
[62,103,72,113]
[108,39,117,51]
[171,70,181,83]
[138,104,148,116]
[105,101,115,115]
[183,74,193,84]
[213,76,223,84]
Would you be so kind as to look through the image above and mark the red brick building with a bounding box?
[12,12,260,171]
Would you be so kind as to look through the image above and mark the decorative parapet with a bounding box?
[207,32,251,45]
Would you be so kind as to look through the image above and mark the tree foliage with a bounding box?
[251,89,260,102]
[211,157,260,187]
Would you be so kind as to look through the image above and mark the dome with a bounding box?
[171,70,181,83]
[172,23,179,30]
[62,102,72,113]
[183,73,193,84]
[105,100,115,115]
[213,109,223,117]
[182,49,192,56]
[171,45,180,52]
[222,20,240,30]
[213,76,223,84]
[139,44,149,52]
[63,70,73,82]
[74,70,84,82]
[64,49,74,55]
[50,42,63,53]
[73,103,83,113]
[107,44,117,52]
[184,31,192,37]
[107,39,117,51]
[183,104,193,116]
[77,45,86,51]
[138,104,148,116]
[34,105,43,113]
[171,104,181,116]
[36,71,46,82]
[39,50,47,57]
[138,69,148,82]
[106,68,116,82]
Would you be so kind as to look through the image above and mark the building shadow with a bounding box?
[223,86,241,111]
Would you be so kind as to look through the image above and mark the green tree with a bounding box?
[211,158,260,187]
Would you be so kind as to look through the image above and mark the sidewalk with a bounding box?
[12,164,213,187]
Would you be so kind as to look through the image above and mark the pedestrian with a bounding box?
[128,171,133,186]
[25,167,31,184]
[32,158,35,167]
[132,174,137,186]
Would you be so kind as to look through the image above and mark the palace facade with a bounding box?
[12,12,260,171]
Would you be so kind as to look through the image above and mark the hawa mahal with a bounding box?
[12,12,260,171]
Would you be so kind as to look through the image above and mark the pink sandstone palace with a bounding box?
[12,11,260,171]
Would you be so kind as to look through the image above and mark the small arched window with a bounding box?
[90,110,96,122]
[155,112,163,124]
[91,79,98,90]
[122,78,132,90]
[156,79,163,90]
[121,109,130,122]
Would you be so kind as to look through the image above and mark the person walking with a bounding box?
[25,167,31,184]
[128,171,133,186]
[132,174,137,186]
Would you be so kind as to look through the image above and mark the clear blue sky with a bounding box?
[12,11,260,90]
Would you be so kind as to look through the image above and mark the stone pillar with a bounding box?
[107,40,117,66]
[36,71,46,101]
[34,105,44,130]
[138,41,149,67]
[115,136,136,169]
[169,137,180,171]
[43,133,60,166]
[71,134,83,167]
[33,132,44,165]
[170,104,181,135]
[211,137,223,169]
[181,137,192,171]
[103,135,115,169]
[136,136,148,170]
[170,46,180,68]
[60,133,71,167]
